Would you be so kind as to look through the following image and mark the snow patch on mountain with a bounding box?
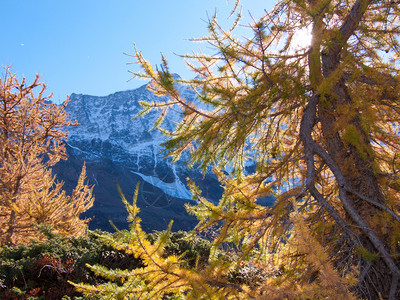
[132,171,192,200]
[66,142,100,159]
[63,80,222,205]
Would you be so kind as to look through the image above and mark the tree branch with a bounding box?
[300,92,400,277]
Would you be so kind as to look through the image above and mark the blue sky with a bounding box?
[1,1,271,103]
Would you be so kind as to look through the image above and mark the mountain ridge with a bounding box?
[53,81,223,232]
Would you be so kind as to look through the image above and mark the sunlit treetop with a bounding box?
[97,0,400,298]
[0,68,94,245]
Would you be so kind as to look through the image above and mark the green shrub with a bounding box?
[0,225,215,299]
[147,230,212,268]
[0,227,141,299]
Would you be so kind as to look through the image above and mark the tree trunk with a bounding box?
[316,51,400,299]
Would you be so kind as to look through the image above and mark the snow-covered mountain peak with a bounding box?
[54,81,223,232]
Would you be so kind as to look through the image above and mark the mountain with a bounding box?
[52,80,223,233]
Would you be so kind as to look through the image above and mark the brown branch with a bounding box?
[323,0,373,76]
[345,187,400,224]
[342,70,399,88]
[300,94,360,244]
[300,92,400,277]
[338,0,372,50]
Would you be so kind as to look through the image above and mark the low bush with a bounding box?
[0,225,216,299]
[0,226,142,299]
[147,230,212,269]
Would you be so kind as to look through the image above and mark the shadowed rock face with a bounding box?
[53,82,223,233]
[52,154,199,232]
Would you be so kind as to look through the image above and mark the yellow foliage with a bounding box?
[80,0,400,298]
[0,69,94,245]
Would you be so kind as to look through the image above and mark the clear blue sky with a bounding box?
[1,1,272,103]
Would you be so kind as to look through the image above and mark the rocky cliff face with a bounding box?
[52,81,223,232]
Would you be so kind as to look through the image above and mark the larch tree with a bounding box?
[76,0,400,299]
[0,68,94,246]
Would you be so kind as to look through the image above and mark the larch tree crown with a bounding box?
[76,0,400,299]
[0,69,94,246]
